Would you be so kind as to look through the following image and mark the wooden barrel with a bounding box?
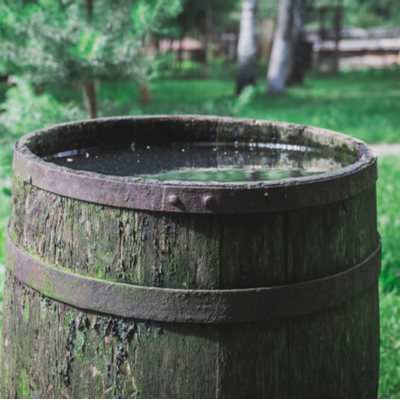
[2,116,380,398]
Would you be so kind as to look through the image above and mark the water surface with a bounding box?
[44,142,356,183]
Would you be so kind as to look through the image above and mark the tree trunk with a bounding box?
[260,19,276,63]
[200,8,212,79]
[332,0,343,76]
[83,0,96,119]
[236,0,258,94]
[287,0,306,86]
[34,84,44,96]
[177,31,185,66]
[315,7,327,74]
[139,83,152,103]
[267,0,295,93]
[84,83,97,119]
[85,0,93,17]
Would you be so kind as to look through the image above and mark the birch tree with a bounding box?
[267,0,295,93]
[236,0,258,94]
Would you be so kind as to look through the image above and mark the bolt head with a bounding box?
[168,194,179,206]
[202,195,216,208]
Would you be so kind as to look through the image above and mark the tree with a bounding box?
[308,0,400,29]
[267,0,295,93]
[174,0,241,39]
[236,0,258,94]
[286,0,307,85]
[172,0,241,76]
[0,0,180,118]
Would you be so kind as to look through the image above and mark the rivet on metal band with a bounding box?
[5,227,381,324]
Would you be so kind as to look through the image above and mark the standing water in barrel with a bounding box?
[45,141,357,182]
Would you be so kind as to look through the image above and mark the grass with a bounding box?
[377,157,400,398]
[377,157,400,291]
[46,67,400,145]
[242,71,400,144]
[1,68,400,396]
[379,286,400,398]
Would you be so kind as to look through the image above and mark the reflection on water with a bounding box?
[44,142,357,183]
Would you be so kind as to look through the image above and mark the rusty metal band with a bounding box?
[6,228,381,324]
[13,141,377,215]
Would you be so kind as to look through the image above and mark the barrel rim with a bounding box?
[13,116,377,213]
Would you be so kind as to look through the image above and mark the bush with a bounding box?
[0,77,87,145]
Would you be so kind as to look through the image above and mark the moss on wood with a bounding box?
[2,174,380,398]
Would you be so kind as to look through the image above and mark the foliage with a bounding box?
[0,81,8,104]
[307,0,400,29]
[343,0,400,28]
[231,85,256,114]
[0,77,86,143]
[0,0,181,87]
[156,57,269,81]
[175,0,241,37]
[258,0,280,19]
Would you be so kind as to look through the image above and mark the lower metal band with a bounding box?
[6,228,381,324]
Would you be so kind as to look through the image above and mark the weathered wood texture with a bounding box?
[1,174,380,398]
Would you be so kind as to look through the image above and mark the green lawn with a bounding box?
[380,284,400,398]
[377,157,400,398]
[45,68,400,145]
[118,68,400,144]
[1,69,400,396]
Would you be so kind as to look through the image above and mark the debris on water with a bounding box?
[67,158,73,162]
